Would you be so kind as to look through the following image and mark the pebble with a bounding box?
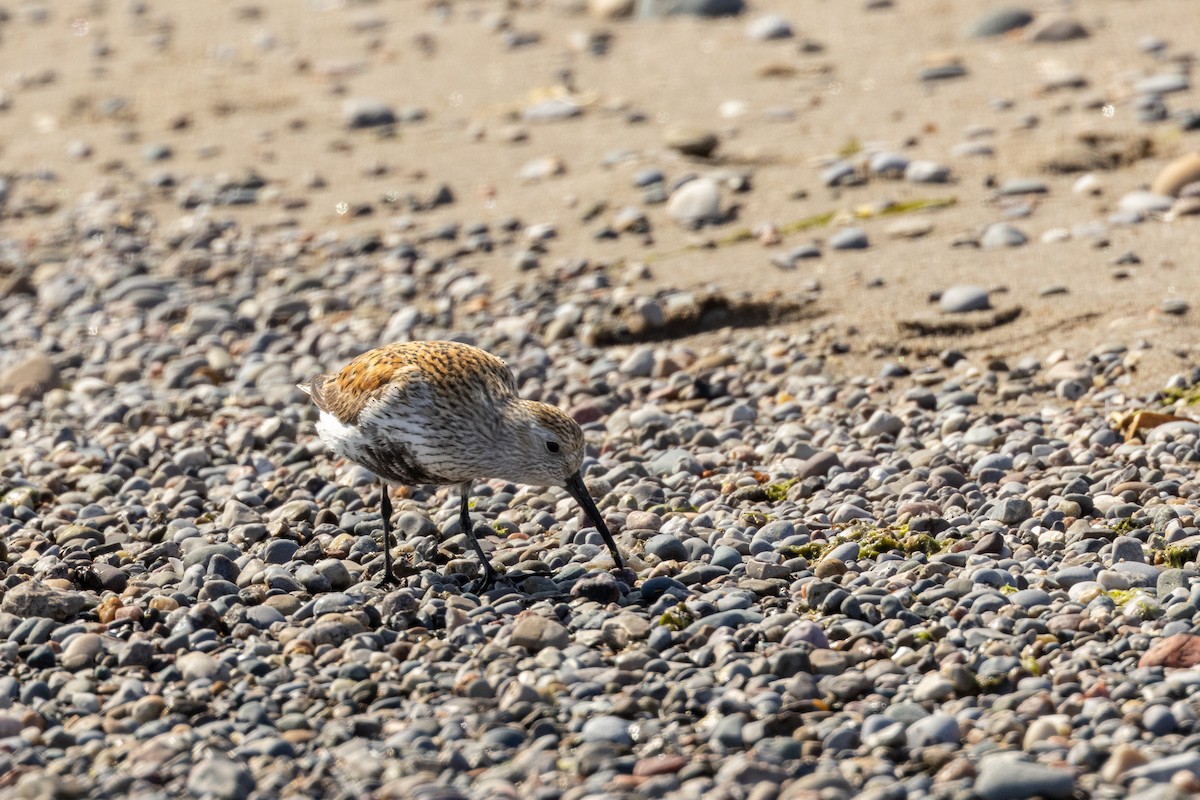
[996,178,1048,195]
[0,582,85,620]
[342,98,396,129]
[638,0,746,17]
[905,160,952,183]
[666,177,722,226]
[885,218,933,239]
[589,0,635,18]
[939,285,990,313]
[0,354,62,400]
[967,7,1034,38]
[745,14,793,41]
[1117,190,1174,216]
[663,126,719,158]
[829,227,869,250]
[522,97,582,122]
[186,756,255,800]
[510,614,570,650]
[981,222,1028,248]
[1026,16,1089,43]
[868,151,909,177]
[518,156,566,183]
[581,715,633,746]
[975,755,1075,800]
[1135,74,1190,96]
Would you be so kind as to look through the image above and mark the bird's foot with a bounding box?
[376,559,422,588]
[611,566,638,587]
[467,563,504,594]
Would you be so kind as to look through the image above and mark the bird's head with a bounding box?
[501,400,624,569]
[507,401,587,487]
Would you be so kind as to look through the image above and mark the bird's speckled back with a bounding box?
[305,340,519,426]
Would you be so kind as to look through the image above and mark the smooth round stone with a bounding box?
[711,714,746,751]
[952,141,995,158]
[905,160,952,183]
[142,143,173,162]
[1162,298,1191,316]
[683,609,763,635]
[1125,752,1200,784]
[60,633,104,671]
[666,178,722,225]
[824,542,860,562]
[745,13,792,40]
[831,503,873,523]
[919,64,968,81]
[637,0,745,17]
[829,227,869,250]
[940,285,990,313]
[244,606,286,629]
[1135,74,1189,96]
[1114,562,1161,584]
[822,160,858,187]
[997,178,1048,195]
[632,168,664,187]
[480,726,526,750]
[261,539,299,564]
[869,151,909,176]
[1010,588,1052,609]
[182,543,242,570]
[522,97,582,122]
[1027,17,1089,42]
[519,156,565,183]
[645,533,689,562]
[990,498,1032,524]
[581,715,633,746]
[967,7,1033,37]
[1143,704,1177,735]
[1054,566,1096,589]
[912,673,955,702]
[976,756,1075,800]
[981,222,1028,249]
[1157,569,1196,597]
[778,244,822,264]
[860,410,903,437]
[906,713,960,748]
[1111,536,1145,564]
[971,453,1014,477]
[186,756,255,800]
[886,218,934,239]
[1041,229,1071,244]
[663,126,719,158]
[177,652,225,682]
[342,98,396,129]
[1118,191,1173,215]
[710,545,743,570]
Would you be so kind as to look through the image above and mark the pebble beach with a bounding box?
[3,1,1200,799]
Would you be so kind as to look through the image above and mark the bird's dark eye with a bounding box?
[546,441,560,454]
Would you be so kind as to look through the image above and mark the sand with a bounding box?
[2,0,1199,394]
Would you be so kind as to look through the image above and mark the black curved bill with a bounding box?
[565,471,625,569]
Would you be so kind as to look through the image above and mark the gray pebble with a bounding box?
[967,7,1033,37]
[981,222,1028,248]
[940,285,990,313]
[745,14,793,40]
[829,227,869,250]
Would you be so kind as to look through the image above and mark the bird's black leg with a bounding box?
[378,478,398,587]
[460,483,499,589]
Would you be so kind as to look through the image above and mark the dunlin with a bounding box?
[299,340,624,585]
